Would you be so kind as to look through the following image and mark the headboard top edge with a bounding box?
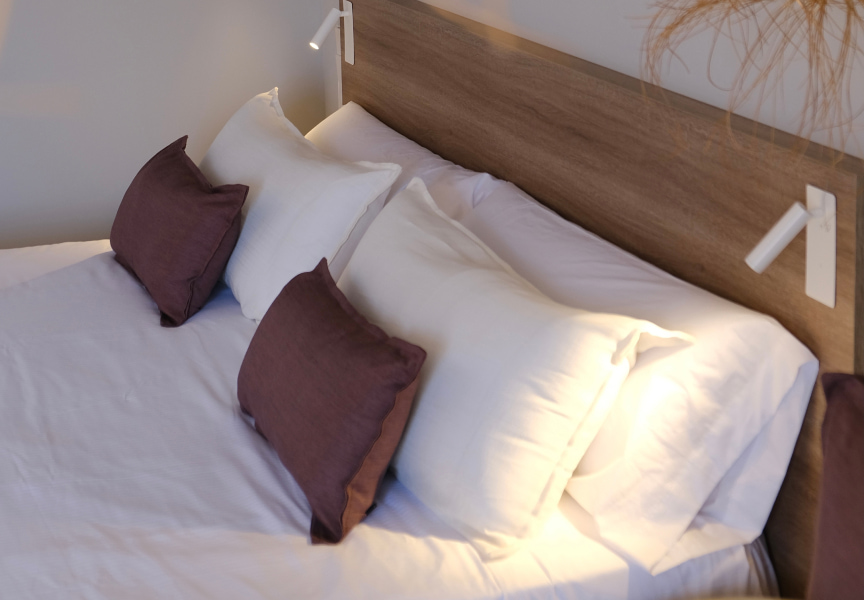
[375,0,864,179]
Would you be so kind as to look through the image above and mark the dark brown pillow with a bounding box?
[110,136,248,327]
[237,259,426,544]
[808,373,864,600]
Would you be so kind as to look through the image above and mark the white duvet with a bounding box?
[0,247,768,599]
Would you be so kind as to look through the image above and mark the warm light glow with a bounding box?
[309,42,319,50]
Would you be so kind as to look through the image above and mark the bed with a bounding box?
[0,211,777,600]
[0,189,775,600]
[2,0,862,598]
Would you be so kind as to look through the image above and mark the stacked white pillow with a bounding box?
[307,102,819,571]
[338,178,688,558]
[460,187,818,571]
[199,90,400,321]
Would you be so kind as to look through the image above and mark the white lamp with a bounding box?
[745,203,812,274]
[310,2,354,65]
[745,185,836,308]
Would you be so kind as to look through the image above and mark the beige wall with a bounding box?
[0,0,329,249]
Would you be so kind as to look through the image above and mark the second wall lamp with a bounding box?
[745,185,836,308]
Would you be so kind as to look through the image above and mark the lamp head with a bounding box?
[309,8,344,51]
[309,2,354,65]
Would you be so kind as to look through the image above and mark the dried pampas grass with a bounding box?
[643,0,864,152]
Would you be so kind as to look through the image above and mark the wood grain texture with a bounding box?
[341,0,864,596]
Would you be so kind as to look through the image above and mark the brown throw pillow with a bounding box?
[237,259,426,544]
[808,373,864,600]
[110,136,248,327]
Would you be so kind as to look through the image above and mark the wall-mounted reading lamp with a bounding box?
[745,185,836,308]
[310,1,354,65]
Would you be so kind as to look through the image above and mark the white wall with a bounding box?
[415,0,864,159]
[0,0,329,249]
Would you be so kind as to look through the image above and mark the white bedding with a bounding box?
[0,239,111,289]
[0,242,772,599]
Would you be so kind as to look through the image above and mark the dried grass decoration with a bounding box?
[643,0,864,152]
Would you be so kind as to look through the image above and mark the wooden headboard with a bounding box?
[339,0,864,596]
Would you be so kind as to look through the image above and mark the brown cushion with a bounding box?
[110,136,248,327]
[237,259,426,544]
[808,373,864,600]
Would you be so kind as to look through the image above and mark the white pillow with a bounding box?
[337,178,689,559]
[199,89,400,321]
[459,184,819,572]
[306,101,819,569]
[306,101,507,221]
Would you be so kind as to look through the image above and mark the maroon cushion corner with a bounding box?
[807,373,864,600]
[237,259,426,544]
[110,136,248,327]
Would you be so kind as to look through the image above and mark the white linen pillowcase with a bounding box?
[337,178,689,559]
[459,184,819,573]
[305,102,819,571]
[199,89,401,321]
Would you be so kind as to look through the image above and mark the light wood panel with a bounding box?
[341,0,864,596]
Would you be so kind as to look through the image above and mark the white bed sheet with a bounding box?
[0,242,770,599]
[0,239,111,289]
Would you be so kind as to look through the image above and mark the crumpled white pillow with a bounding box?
[337,178,690,559]
[199,89,400,321]
[306,101,818,571]
[459,184,818,572]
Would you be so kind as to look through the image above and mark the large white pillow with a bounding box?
[306,102,819,569]
[199,90,400,321]
[337,178,688,559]
[459,184,819,572]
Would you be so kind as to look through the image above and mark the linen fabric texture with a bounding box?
[458,187,818,572]
[337,178,688,559]
[307,101,818,570]
[237,259,426,544]
[110,135,248,327]
[199,89,400,321]
[807,373,864,600]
